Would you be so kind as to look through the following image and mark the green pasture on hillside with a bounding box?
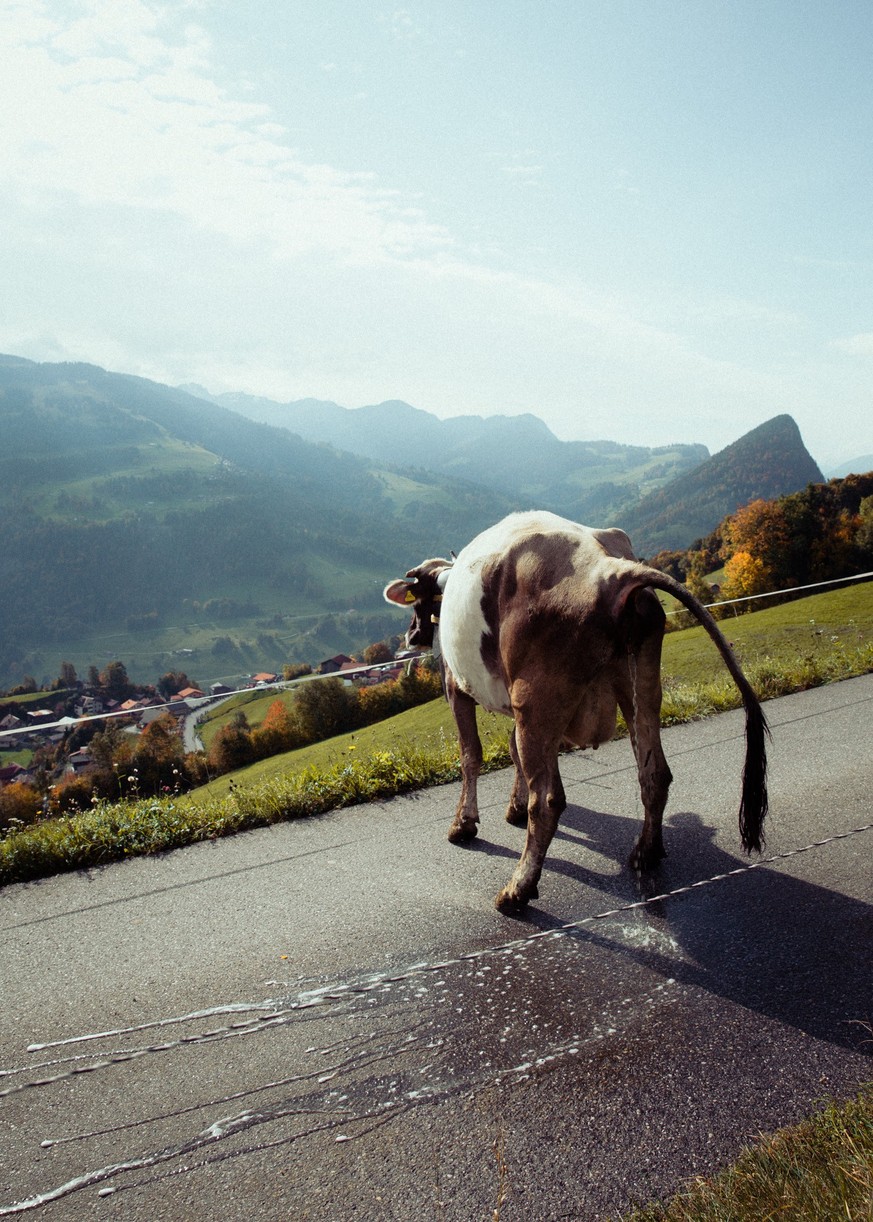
[196,684,299,749]
[31,443,221,522]
[195,694,508,799]
[660,579,872,686]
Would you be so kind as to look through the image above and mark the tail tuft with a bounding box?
[739,699,770,853]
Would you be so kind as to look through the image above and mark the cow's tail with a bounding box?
[624,565,769,854]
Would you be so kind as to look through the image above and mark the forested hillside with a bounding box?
[0,356,513,687]
[617,414,825,555]
[652,470,873,607]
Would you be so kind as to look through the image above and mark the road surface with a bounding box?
[1,676,871,1220]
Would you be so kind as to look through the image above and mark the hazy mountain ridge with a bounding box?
[826,454,873,479]
[184,383,826,556]
[182,384,710,518]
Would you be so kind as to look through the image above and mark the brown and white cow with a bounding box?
[384,511,768,912]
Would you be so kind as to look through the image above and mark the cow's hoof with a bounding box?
[448,821,478,845]
[504,805,527,828]
[494,883,538,913]
[628,841,666,872]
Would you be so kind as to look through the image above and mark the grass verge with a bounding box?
[618,1085,873,1221]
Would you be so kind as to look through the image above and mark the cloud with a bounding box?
[831,333,873,356]
[1,1,452,267]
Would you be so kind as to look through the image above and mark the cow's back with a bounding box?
[439,511,632,713]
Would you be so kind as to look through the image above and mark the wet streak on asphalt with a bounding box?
[1,915,687,1213]
[3,863,869,1219]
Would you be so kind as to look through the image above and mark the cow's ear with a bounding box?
[383,579,416,607]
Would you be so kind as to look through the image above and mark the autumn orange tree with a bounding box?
[0,781,42,830]
[720,499,790,594]
[250,700,304,759]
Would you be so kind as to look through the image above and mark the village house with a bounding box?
[64,748,95,777]
[318,655,353,675]
[0,761,33,788]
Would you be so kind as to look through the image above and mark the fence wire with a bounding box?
[289,822,873,1007]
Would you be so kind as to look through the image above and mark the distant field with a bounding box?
[194,579,873,798]
[14,587,395,691]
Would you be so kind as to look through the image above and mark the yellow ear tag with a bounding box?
[404,588,416,604]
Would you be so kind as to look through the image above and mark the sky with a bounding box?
[2,0,873,467]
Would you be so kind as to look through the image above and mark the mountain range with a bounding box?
[183,384,825,554]
[180,383,710,524]
[618,414,824,554]
[0,354,828,687]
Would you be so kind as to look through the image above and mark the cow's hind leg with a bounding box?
[617,602,673,871]
[495,716,565,912]
[445,674,483,844]
[505,726,529,828]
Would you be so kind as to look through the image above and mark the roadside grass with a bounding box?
[1,582,871,890]
[617,1084,873,1222]
[661,579,873,687]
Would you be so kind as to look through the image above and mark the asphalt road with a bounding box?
[1,676,871,1221]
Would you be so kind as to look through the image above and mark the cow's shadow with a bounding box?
[466,802,873,1054]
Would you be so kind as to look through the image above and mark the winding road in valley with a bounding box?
[1,676,871,1220]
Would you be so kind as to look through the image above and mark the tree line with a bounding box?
[650,472,873,614]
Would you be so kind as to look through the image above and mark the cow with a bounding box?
[384,510,768,912]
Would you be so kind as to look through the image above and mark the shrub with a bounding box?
[0,781,42,830]
[208,721,256,774]
[251,700,305,758]
[294,677,361,742]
